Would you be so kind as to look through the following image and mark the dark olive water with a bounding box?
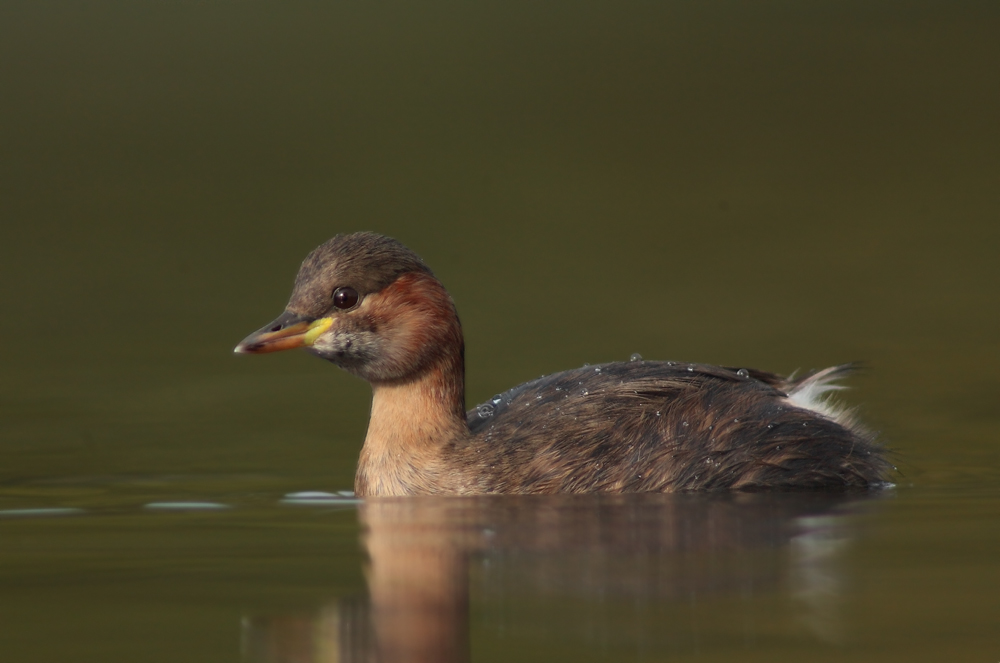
[2,1,999,661]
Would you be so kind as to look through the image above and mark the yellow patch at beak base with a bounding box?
[302,317,333,346]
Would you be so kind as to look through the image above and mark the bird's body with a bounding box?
[236,232,891,496]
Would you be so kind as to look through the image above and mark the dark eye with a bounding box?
[332,286,360,310]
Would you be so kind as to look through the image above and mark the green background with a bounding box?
[1,1,998,661]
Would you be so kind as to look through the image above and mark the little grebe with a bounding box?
[236,232,891,496]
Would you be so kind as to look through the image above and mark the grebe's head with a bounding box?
[235,232,462,384]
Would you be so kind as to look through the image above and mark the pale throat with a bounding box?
[364,361,468,460]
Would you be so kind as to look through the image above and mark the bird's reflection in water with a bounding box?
[242,492,878,663]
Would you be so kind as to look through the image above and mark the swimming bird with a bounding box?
[235,232,891,496]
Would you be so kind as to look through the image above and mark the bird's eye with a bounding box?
[332,286,360,310]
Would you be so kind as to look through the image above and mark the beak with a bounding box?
[234,311,333,354]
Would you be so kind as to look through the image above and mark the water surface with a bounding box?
[1,0,999,660]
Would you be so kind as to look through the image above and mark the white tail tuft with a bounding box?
[786,365,854,423]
